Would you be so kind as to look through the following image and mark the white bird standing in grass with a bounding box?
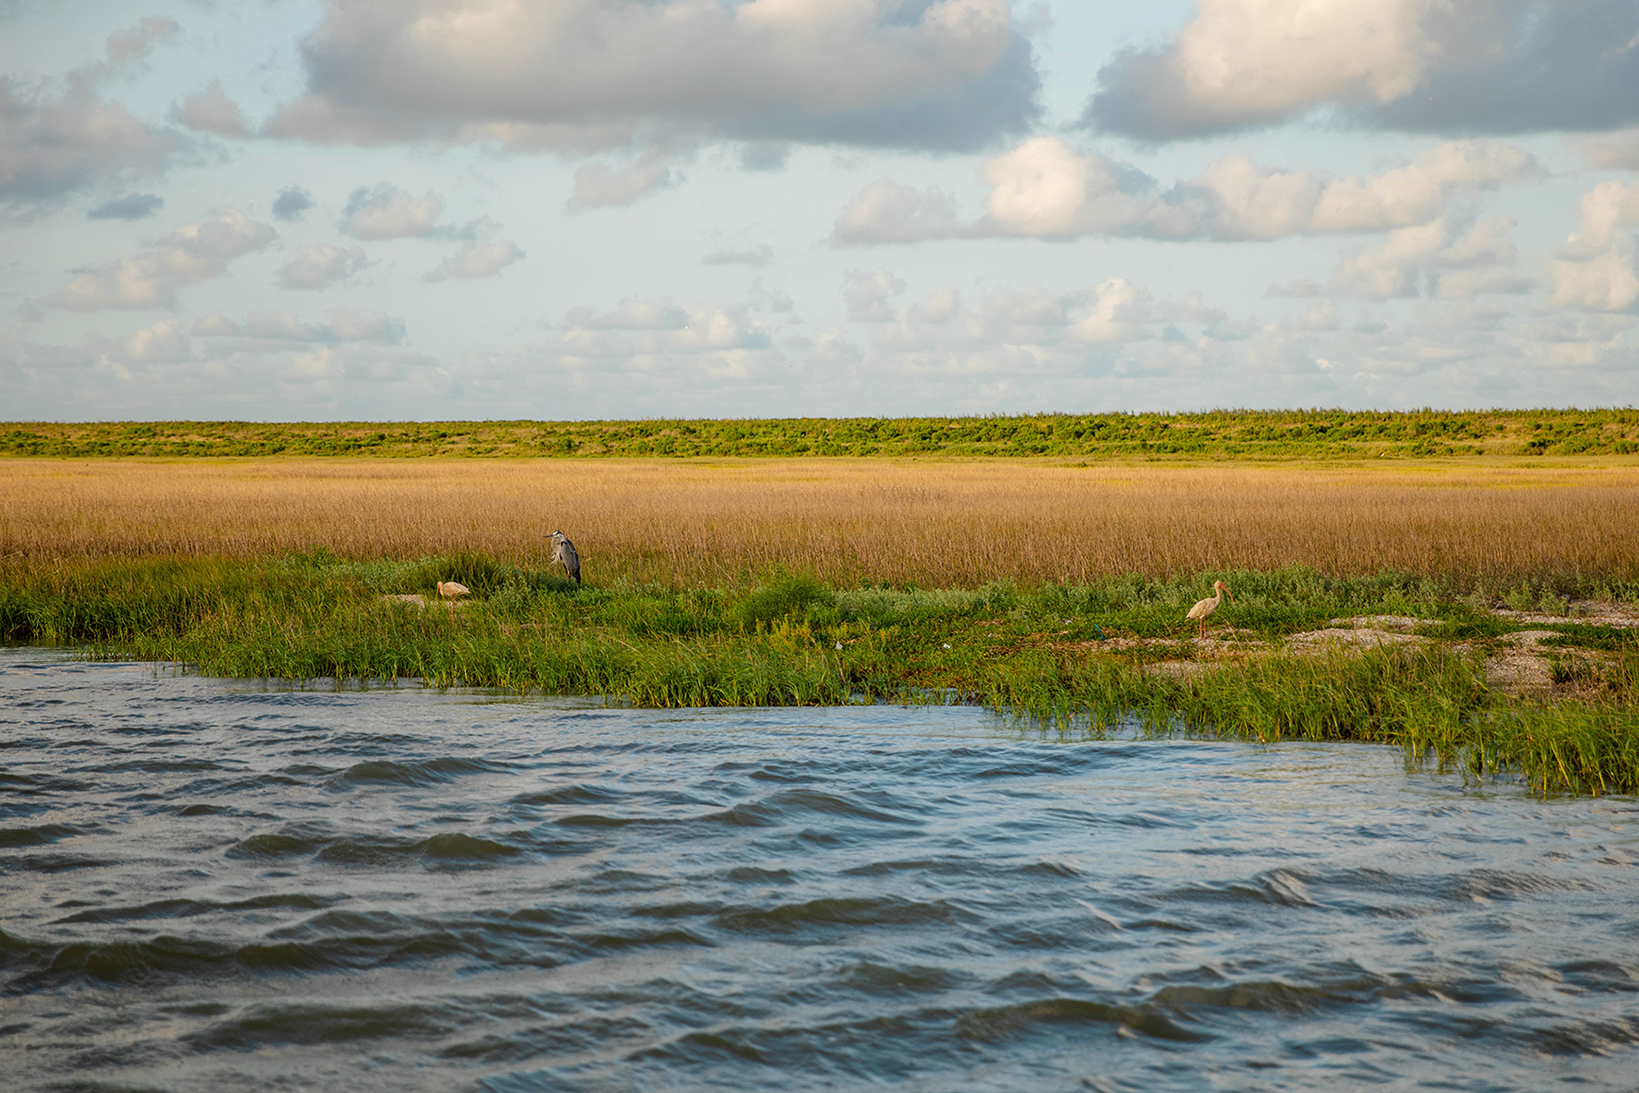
[1187,581,1231,639]
[436,580,470,601]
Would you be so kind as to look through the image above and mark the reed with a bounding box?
[4,457,1638,591]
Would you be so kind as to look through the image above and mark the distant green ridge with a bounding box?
[3,409,1637,460]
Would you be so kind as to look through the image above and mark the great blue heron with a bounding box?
[1187,581,1231,638]
[546,530,581,584]
[437,580,470,601]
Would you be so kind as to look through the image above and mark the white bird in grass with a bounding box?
[436,580,470,601]
[1186,581,1231,639]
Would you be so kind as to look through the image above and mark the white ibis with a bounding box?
[436,580,470,601]
[1187,580,1231,639]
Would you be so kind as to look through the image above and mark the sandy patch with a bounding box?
[1285,628,1430,653]
[1494,602,1639,628]
[1324,615,1438,632]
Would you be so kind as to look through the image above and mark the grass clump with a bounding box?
[732,570,837,632]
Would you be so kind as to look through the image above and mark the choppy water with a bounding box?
[3,651,1638,1092]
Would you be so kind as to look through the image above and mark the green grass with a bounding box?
[4,555,1638,796]
[4,408,1639,460]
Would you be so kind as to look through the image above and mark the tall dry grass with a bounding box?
[1,457,1636,588]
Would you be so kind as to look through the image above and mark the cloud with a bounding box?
[794,276,1188,413]
[43,208,276,311]
[703,244,773,267]
[272,186,315,222]
[191,311,238,337]
[1584,128,1639,170]
[859,277,1154,347]
[1516,313,1638,370]
[570,148,677,208]
[194,306,406,344]
[339,183,445,238]
[567,298,689,331]
[1549,180,1639,312]
[424,240,524,281]
[1085,0,1639,140]
[1185,142,1537,240]
[801,328,866,364]
[788,275,1604,415]
[4,336,445,419]
[974,137,1195,239]
[1330,216,1531,300]
[87,192,162,220]
[117,317,190,363]
[1556,179,1639,258]
[842,267,906,322]
[265,0,1040,153]
[832,136,1537,244]
[832,179,967,244]
[0,18,185,214]
[449,292,794,415]
[276,243,369,290]
[557,297,775,358]
[172,80,251,137]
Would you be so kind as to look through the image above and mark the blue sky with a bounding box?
[3,0,1637,421]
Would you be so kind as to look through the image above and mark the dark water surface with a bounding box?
[3,650,1638,1092]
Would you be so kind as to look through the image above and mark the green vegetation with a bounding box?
[4,408,1639,460]
[4,554,1638,796]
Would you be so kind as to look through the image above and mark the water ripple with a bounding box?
[2,649,1638,1091]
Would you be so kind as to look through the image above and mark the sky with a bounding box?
[2,0,1638,421]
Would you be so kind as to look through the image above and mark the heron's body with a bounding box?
[1186,581,1231,638]
[548,530,581,584]
[437,580,470,600]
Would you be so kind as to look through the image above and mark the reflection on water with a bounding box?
[2,648,1637,1092]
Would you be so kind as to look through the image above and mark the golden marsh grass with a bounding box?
[2,457,1636,588]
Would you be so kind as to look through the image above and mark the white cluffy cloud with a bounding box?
[1086,0,1639,139]
[43,208,276,310]
[571,148,678,209]
[425,240,524,281]
[116,317,191,363]
[833,136,1537,244]
[1549,181,1639,313]
[277,243,369,290]
[339,183,448,239]
[266,0,1037,153]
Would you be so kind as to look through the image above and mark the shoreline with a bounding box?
[3,555,1636,797]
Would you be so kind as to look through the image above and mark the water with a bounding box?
[3,650,1638,1092]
